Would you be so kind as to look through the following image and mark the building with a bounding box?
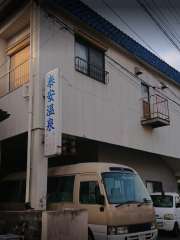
[0,0,180,210]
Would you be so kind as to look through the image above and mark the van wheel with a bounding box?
[172,222,178,238]
[88,229,94,240]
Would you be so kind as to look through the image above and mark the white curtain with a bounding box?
[75,42,88,73]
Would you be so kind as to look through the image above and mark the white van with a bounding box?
[0,163,158,240]
[150,192,180,237]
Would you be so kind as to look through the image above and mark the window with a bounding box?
[102,172,151,204]
[151,195,173,208]
[47,175,75,203]
[10,45,30,91]
[0,180,26,202]
[146,181,162,194]
[141,83,150,119]
[79,181,100,204]
[75,37,108,83]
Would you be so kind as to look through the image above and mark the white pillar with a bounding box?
[30,129,47,210]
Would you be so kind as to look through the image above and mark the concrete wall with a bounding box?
[0,211,42,240]
[42,209,88,240]
[0,209,87,240]
[98,142,177,192]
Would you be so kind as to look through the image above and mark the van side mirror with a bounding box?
[176,203,180,208]
[97,194,105,205]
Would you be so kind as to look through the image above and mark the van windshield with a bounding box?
[102,172,151,204]
[151,195,173,208]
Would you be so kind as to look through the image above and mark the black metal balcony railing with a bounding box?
[0,58,30,97]
[141,94,170,128]
[75,56,109,84]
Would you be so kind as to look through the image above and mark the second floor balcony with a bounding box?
[141,94,170,128]
[75,56,109,84]
[0,58,30,98]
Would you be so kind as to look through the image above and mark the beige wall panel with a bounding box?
[111,71,121,105]
[74,70,83,91]
[66,39,75,87]
[121,107,131,148]
[120,75,129,109]
[7,25,30,48]
[94,96,105,141]
[93,79,104,100]
[137,115,147,152]
[75,88,84,136]
[103,72,113,102]
[0,37,7,76]
[113,104,123,146]
[83,91,94,139]
[151,128,161,155]
[62,83,68,133]
[143,126,153,153]
[104,99,114,144]
[0,87,28,140]
[82,74,93,95]
[129,110,140,150]
[67,85,76,135]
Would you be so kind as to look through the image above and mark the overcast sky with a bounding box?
[81,0,180,72]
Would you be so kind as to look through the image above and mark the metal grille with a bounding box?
[141,94,170,121]
[75,56,109,84]
[128,223,151,233]
[0,58,30,98]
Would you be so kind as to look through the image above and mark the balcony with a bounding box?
[0,58,30,97]
[141,94,170,128]
[75,56,109,84]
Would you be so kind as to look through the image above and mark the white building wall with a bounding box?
[0,86,29,140]
[34,6,180,160]
[1,4,180,161]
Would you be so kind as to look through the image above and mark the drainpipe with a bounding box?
[25,1,34,203]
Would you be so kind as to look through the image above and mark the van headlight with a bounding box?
[151,222,156,230]
[108,226,128,235]
[164,214,173,220]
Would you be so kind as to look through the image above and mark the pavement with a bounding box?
[157,230,180,240]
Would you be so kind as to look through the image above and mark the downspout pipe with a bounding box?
[25,1,34,203]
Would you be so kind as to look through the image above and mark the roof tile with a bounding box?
[54,0,180,84]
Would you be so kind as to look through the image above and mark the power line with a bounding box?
[101,0,163,59]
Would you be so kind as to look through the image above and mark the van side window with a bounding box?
[59,176,74,202]
[0,180,26,202]
[47,175,75,203]
[79,181,100,204]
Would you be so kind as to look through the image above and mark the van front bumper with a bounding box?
[107,229,158,240]
[156,220,174,231]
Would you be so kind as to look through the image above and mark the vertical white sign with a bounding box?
[44,69,62,157]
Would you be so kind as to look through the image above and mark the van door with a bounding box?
[77,173,107,240]
[175,196,180,228]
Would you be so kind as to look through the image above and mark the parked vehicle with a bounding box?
[0,162,158,240]
[150,192,180,237]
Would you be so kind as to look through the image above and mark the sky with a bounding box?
[81,0,180,72]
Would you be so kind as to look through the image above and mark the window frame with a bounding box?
[75,35,108,84]
[47,175,75,203]
[79,180,100,205]
[146,180,162,193]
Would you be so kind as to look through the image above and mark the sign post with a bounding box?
[44,69,62,157]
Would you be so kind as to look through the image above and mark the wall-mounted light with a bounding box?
[153,82,168,90]
[134,67,143,75]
